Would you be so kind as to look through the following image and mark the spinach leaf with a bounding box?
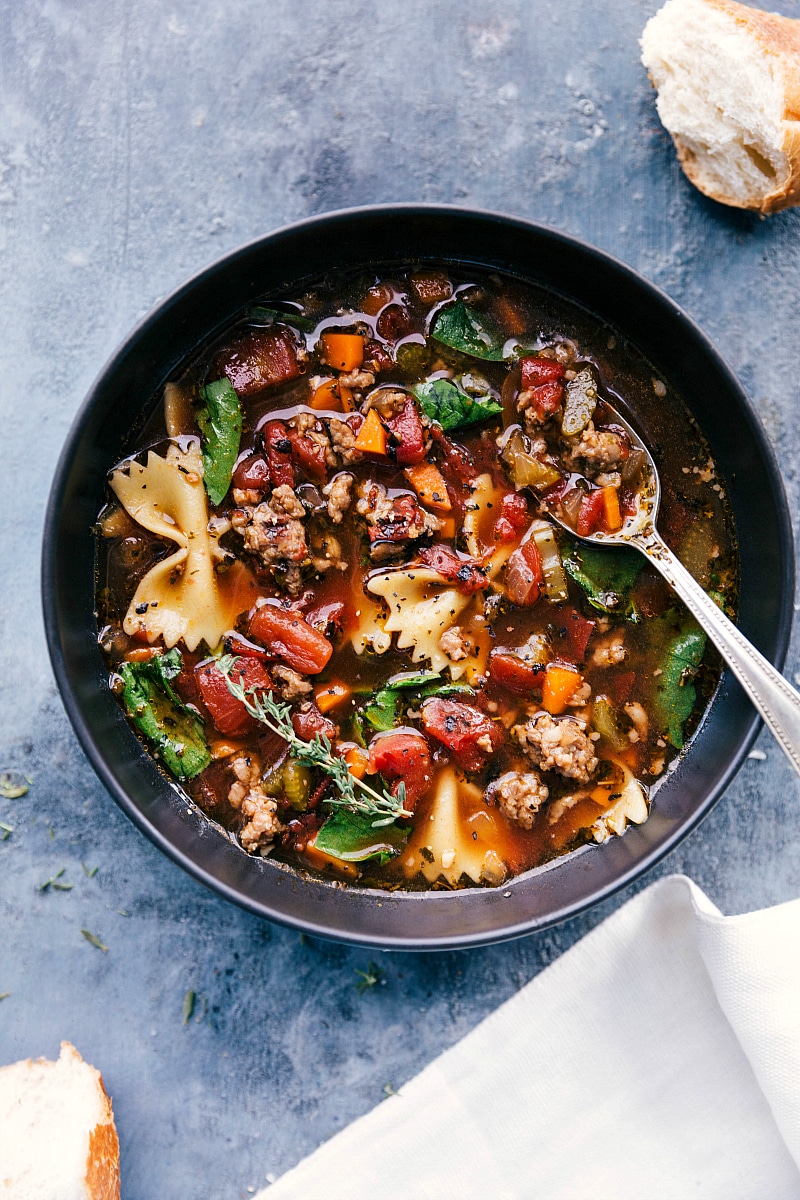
[315,809,408,862]
[650,619,707,748]
[563,540,644,619]
[363,688,398,732]
[413,378,502,432]
[197,378,242,506]
[362,673,475,732]
[248,305,316,332]
[386,670,443,689]
[120,650,211,779]
[431,299,506,360]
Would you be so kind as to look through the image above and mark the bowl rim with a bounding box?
[41,202,795,949]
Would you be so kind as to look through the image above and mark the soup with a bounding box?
[95,264,736,889]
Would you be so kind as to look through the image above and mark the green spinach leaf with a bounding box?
[563,540,644,619]
[120,650,211,778]
[363,689,398,732]
[651,620,707,748]
[413,378,502,431]
[430,299,506,360]
[362,673,475,732]
[197,378,242,506]
[315,809,408,862]
[248,305,316,332]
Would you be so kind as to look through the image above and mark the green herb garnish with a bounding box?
[39,868,73,893]
[412,377,502,432]
[81,929,108,952]
[430,298,506,360]
[382,1081,400,1098]
[0,993,9,1002]
[355,962,384,993]
[197,377,242,506]
[0,822,12,841]
[0,771,29,799]
[120,649,211,779]
[182,989,196,1025]
[81,863,99,878]
[218,656,409,825]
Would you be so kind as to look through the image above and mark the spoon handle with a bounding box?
[632,532,800,776]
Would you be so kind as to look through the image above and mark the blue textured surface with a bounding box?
[2,1,799,1196]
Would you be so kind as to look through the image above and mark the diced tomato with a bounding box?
[530,381,564,421]
[262,420,295,488]
[550,606,596,664]
[421,698,505,772]
[292,702,336,743]
[376,304,414,342]
[222,631,271,661]
[231,452,271,495]
[369,732,432,811]
[304,600,347,639]
[505,539,543,607]
[367,493,425,543]
[495,492,529,542]
[488,652,544,696]
[363,339,393,373]
[417,544,487,593]
[288,429,327,481]
[613,671,636,705]
[384,397,426,466]
[521,357,565,388]
[430,428,477,484]
[195,656,273,738]
[219,328,300,396]
[576,489,605,537]
[249,605,333,674]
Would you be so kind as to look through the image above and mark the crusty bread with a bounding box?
[641,0,800,213]
[0,1042,120,1200]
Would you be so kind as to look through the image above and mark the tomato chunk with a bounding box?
[420,698,505,772]
[249,605,333,674]
[495,492,529,542]
[576,489,605,537]
[550,606,596,665]
[505,540,543,607]
[195,656,272,737]
[369,732,432,811]
[520,357,566,389]
[488,652,544,696]
[376,304,414,342]
[417,544,487,593]
[384,397,426,466]
[292,702,336,743]
[262,420,295,488]
[288,429,328,481]
[218,328,300,396]
[232,452,271,495]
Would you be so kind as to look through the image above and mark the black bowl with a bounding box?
[42,205,793,949]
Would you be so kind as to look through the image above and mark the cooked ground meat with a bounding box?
[323,472,354,524]
[328,417,362,465]
[362,387,407,418]
[228,754,285,854]
[590,629,627,667]
[356,480,441,551]
[565,422,626,473]
[546,792,585,825]
[231,485,308,596]
[339,368,376,390]
[625,702,649,743]
[308,525,348,573]
[293,412,337,469]
[514,712,599,783]
[439,625,471,663]
[271,664,312,701]
[490,771,549,829]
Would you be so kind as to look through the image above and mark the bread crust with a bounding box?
[85,1072,121,1200]
[649,0,800,213]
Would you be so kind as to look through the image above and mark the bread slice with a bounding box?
[641,0,800,212]
[0,1042,120,1200]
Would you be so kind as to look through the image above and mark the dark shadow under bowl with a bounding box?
[42,205,794,949]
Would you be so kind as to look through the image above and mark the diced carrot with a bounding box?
[493,293,528,336]
[353,407,388,455]
[303,841,359,879]
[439,516,457,540]
[343,745,369,780]
[542,665,583,715]
[602,485,622,532]
[210,738,247,760]
[320,331,364,372]
[124,647,158,663]
[404,462,452,512]
[315,682,352,714]
[310,377,354,413]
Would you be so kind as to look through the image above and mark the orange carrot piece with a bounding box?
[210,738,248,760]
[310,378,354,413]
[321,331,364,372]
[303,842,359,879]
[123,647,158,663]
[314,682,352,714]
[542,665,582,715]
[404,462,452,512]
[353,407,388,455]
[439,516,457,540]
[602,485,622,532]
[343,745,370,780]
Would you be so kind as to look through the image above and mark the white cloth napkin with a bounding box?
[258,875,800,1200]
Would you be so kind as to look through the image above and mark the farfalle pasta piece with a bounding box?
[399,767,506,885]
[367,567,472,678]
[109,441,258,651]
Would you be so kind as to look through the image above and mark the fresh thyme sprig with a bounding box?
[217,655,409,825]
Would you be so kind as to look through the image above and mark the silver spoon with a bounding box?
[545,405,800,776]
